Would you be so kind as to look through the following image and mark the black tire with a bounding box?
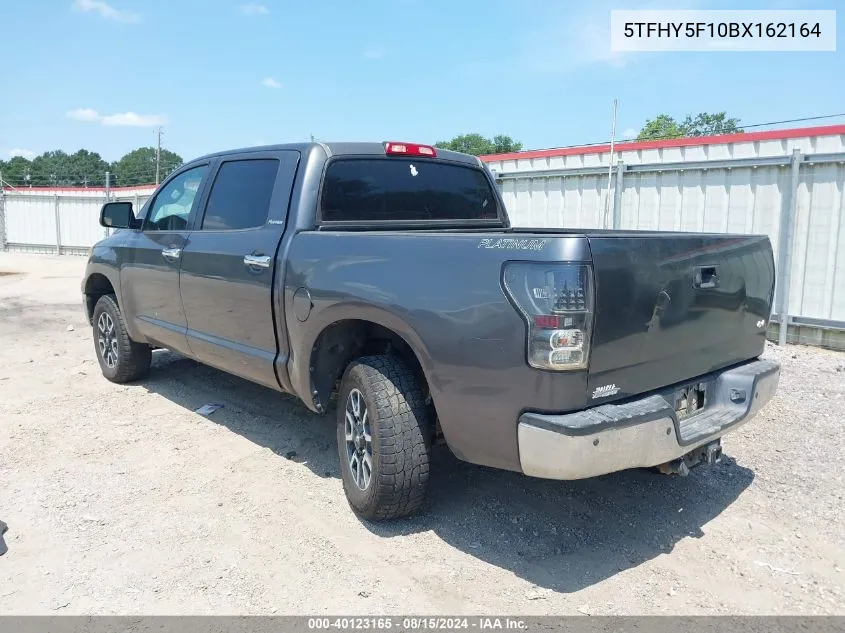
[92,294,151,384]
[336,355,431,520]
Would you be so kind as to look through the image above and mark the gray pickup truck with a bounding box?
[82,140,781,520]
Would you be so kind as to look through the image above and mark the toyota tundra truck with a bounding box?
[82,140,781,520]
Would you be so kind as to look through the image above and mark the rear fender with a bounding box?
[287,302,435,413]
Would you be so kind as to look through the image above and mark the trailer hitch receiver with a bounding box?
[657,439,722,476]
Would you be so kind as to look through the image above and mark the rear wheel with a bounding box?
[92,294,151,383]
[336,355,431,520]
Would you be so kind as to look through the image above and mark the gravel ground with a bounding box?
[0,252,843,615]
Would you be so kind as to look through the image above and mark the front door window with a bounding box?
[145,166,208,231]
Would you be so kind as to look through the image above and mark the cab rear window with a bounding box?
[320,158,499,223]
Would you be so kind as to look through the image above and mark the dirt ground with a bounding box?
[0,252,843,615]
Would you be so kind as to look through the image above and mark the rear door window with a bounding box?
[199,159,279,230]
[320,158,499,223]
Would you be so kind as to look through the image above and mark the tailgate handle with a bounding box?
[694,265,718,289]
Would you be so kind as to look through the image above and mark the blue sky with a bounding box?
[0,0,842,163]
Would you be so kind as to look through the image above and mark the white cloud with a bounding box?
[66,108,167,127]
[362,46,386,60]
[66,107,101,122]
[622,128,638,140]
[261,77,281,89]
[102,112,167,126]
[72,0,141,23]
[239,2,269,15]
[8,148,37,160]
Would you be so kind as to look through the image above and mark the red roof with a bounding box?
[479,123,845,162]
[1,184,156,193]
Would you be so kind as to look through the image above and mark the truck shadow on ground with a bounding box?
[142,350,755,594]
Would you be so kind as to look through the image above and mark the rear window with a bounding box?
[201,159,278,230]
[320,158,499,223]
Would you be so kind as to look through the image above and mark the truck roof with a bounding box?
[190,142,483,167]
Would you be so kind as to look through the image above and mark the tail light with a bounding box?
[502,263,594,371]
[384,142,437,157]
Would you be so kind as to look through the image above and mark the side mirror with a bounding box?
[99,201,139,229]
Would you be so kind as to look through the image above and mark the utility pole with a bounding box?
[104,171,111,237]
[155,126,163,185]
[0,170,6,251]
[603,98,618,229]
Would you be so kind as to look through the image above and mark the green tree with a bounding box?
[638,112,743,140]
[30,150,70,186]
[435,133,523,156]
[65,149,110,186]
[637,114,685,140]
[1,150,111,187]
[680,112,742,137]
[490,135,524,154]
[0,156,34,187]
[111,147,183,186]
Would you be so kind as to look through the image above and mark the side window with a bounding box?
[200,159,279,230]
[145,165,208,231]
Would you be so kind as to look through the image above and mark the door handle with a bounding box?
[161,247,182,262]
[244,254,271,270]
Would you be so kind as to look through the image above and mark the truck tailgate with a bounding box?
[585,233,775,402]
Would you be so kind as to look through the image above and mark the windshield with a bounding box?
[320,158,500,223]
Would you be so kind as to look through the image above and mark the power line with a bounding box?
[0,162,183,181]
[520,112,845,154]
[5,111,845,186]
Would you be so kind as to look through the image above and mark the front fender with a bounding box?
[81,247,123,324]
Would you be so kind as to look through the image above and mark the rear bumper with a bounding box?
[517,358,780,480]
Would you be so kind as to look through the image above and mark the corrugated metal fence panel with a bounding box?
[2,187,155,252]
[113,193,152,208]
[790,163,845,321]
[618,165,788,240]
[501,175,610,228]
[5,195,57,247]
[833,172,845,322]
[59,196,107,248]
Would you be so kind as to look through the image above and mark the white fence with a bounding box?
[1,126,844,348]
[0,186,155,255]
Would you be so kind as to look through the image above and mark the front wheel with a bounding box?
[92,294,151,384]
[336,355,431,520]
